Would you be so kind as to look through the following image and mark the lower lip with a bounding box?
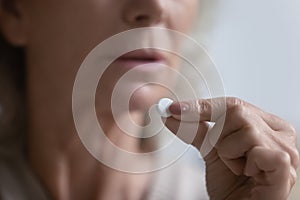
[113,59,167,72]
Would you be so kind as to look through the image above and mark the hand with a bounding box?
[165,97,299,200]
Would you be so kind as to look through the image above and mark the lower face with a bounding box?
[24,0,198,116]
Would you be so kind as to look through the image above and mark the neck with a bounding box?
[24,50,156,199]
[26,92,153,200]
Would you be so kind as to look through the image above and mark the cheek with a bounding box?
[168,0,199,32]
[26,0,121,89]
[27,0,119,54]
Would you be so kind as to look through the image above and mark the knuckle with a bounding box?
[199,100,211,113]
[277,151,291,167]
[288,123,297,135]
[227,97,246,108]
[228,104,248,121]
[281,120,297,134]
[291,168,298,186]
[290,147,300,168]
[227,98,249,116]
[233,103,246,113]
[243,125,261,144]
[296,150,300,167]
[198,99,212,119]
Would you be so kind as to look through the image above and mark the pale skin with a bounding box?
[167,98,299,199]
[0,0,298,200]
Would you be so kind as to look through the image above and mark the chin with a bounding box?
[129,85,170,112]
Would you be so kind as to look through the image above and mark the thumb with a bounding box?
[164,116,210,150]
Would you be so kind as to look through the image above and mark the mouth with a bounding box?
[114,49,168,70]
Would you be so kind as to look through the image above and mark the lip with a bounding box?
[113,50,168,71]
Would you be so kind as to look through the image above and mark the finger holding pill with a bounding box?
[156,98,174,118]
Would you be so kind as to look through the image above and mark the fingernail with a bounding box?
[169,102,190,115]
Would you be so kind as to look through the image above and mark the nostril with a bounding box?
[135,15,149,22]
[123,1,165,27]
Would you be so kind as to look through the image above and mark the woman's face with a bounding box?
[20,0,198,114]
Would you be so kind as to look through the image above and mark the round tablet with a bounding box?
[157,98,174,117]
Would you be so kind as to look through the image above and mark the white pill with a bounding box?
[157,98,174,117]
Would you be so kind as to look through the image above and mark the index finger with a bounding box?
[168,97,296,132]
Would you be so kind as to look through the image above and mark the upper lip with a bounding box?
[117,50,166,62]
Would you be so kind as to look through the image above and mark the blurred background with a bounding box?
[195,0,300,199]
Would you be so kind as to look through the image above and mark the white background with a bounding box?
[196,0,300,145]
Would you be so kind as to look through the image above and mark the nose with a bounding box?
[122,0,166,27]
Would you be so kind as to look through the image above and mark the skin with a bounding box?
[167,98,299,199]
[0,0,298,200]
